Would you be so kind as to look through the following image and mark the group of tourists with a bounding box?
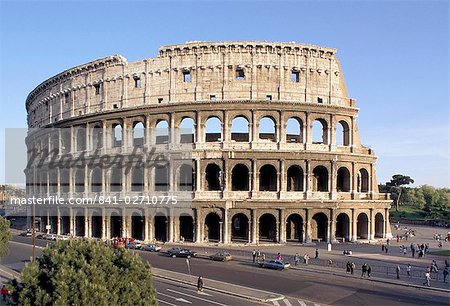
[251,249,266,263]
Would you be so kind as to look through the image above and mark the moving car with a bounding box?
[209,252,232,261]
[259,260,290,270]
[19,230,32,237]
[141,244,162,252]
[167,247,197,258]
[126,241,142,249]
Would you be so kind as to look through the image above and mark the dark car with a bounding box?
[167,247,197,258]
[209,252,232,261]
[259,260,290,270]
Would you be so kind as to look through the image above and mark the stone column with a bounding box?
[223,209,229,243]
[251,111,258,144]
[101,207,106,240]
[351,208,357,242]
[195,159,201,192]
[56,207,61,235]
[330,160,336,199]
[330,208,336,242]
[121,208,127,238]
[168,215,174,242]
[195,208,202,243]
[251,209,258,244]
[144,208,150,242]
[305,208,311,243]
[369,208,375,240]
[251,159,258,196]
[219,221,223,243]
[279,209,286,243]
[305,160,311,199]
[383,208,388,239]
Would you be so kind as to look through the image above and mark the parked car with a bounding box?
[126,241,142,249]
[167,247,197,258]
[141,244,162,252]
[209,252,232,261]
[19,231,32,237]
[44,233,57,241]
[259,260,290,270]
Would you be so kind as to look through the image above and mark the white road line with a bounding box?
[166,288,228,306]
[181,287,213,296]
[283,299,292,306]
[10,241,44,249]
[272,300,280,306]
[298,300,308,306]
[158,299,179,306]
[158,292,192,304]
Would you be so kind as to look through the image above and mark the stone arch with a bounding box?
[92,123,103,150]
[286,213,303,242]
[259,213,277,242]
[112,123,123,147]
[131,167,144,192]
[231,115,249,142]
[231,164,249,191]
[60,168,70,194]
[154,214,168,242]
[375,212,384,238]
[231,213,249,242]
[91,209,103,239]
[312,118,328,144]
[74,168,85,193]
[204,212,221,242]
[61,129,71,153]
[76,127,86,151]
[287,165,304,191]
[205,116,222,142]
[179,214,194,242]
[131,210,145,241]
[259,164,277,191]
[90,167,102,193]
[156,120,169,144]
[357,168,370,192]
[178,164,194,191]
[335,213,351,241]
[155,163,169,191]
[205,163,221,191]
[259,116,276,142]
[286,117,303,143]
[357,212,369,239]
[312,166,328,192]
[337,167,351,192]
[336,120,350,146]
[311,212,328,241]
[133,121,145,147]
[180,117,195,143]
[110,167,122,192]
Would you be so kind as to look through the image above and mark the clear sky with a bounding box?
[0,0,449,187]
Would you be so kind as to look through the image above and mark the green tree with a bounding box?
[0,216,12,260]
[421,185,450,221]
[386,174,414,211]
[9,240,157,306]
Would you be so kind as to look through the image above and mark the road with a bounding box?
[3,236,449,306]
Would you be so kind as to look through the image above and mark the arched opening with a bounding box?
[155,164,169,191]
[357,169,369,193]
[131,213,144,241]
[259,116,276,142]
[110,167,122,192]
[76,128,86,151]
[205,163,221,191]
[179,215,194,242]
[91,212,102,238]
[231,116,249,142]
[61,129,71,153]
[231,213,249,242]
[204,213,221,242]
[92,124,103,150]
[49,216,58,234]
[286,214,303,242]
[60,169,70,194]
[110,213,122,238]
[131,167,144,192]
[179,164,194,191]
[61,215,70,235]
[312,166,328,192]
[39,171,47,195]
[75,214,85,237]
[259,164,277,191]
[259,213,277,242]
[112,123,123,147]
[287,165,304,191]
[49,169,57,194]
[357,213,369,239]
[312,119,328,144]
[337,167,351,192]
[75,169,85,193]
[180,117,195,143]
[375,213,384,238]
[154,216,168,242]
[335,213,350,241]
[51,131,59,156]
[91,168,102,193]
[205,117,221,142]
[286,117,302,143]
[231,164,249,191]
[336,121,350,146]
[133,122,145,147]
[311,213,328,241]
[156,120,169,144]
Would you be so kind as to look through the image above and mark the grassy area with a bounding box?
[428,249,450,257]
[390,205,427,220]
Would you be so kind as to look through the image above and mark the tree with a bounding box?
[9,240,157,305]
[386,174,414,211]
[0,216,12,260]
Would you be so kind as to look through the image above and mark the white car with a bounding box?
[141,244,162,252]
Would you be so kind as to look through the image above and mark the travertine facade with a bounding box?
[25,41,391,243]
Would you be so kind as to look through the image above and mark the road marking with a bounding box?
[298,300,308,306]
[158,299,179,306]
[166,288,228,306]
[10,241,44,249]
[181,287,212,296]
[283,299,292,306]
[273,301,280,306]
[158,292,192,304]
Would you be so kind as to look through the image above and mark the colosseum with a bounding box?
[25,41,392,244]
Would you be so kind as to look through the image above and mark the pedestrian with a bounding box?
[385,246,388,254]
[257,249,261,258]
[361,263,368,278]
[346,261,351,273]
[350,262,355,275]
[431,260,439,273]
[406,264,411,278]
[423,271,431,287]
[315,248,319,259]
[396,265,401,279]
[1,285,7,302]
[294,253,300,265]
[252,249,256,263]
[411,248,415,257]
[276,252,282,261]
[443,266,449,283]
[445,259,449,268]
[397,235,400,243]
[303,254,310,265]
[367,265,372,277]
[387,238,390,246]
[381,244,385,252]
[197,276,203,292]
[261,253,266,262]
[403,247,407,256]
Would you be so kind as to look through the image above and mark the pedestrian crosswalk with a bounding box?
[272,298,321,306]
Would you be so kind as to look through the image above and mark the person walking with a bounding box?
[350,262,355,275]
[346,261,351,274]
[423,271,431,287]
[294,253,300,266]
[261,253,266,262]
[315,248,319,259]
[396,265,401,279]
[197,276,204,292]
[1,285,8,302]
[385,245,389,254]
[361,263,368,278]
[406,264,412,278]
[252,249,256,263]
[276,252,282,261]
[303,254,310,265]
[381,244,385,252]
[411,247,415,257]
[367,265,372,277]
[443,266,449,283]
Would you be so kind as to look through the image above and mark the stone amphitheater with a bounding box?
[25,41,392,244]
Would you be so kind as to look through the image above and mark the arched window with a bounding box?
[112,124,123,147]
[312,119,328,144]
[76,128,86,151]
[231,164,249,191]
[49,169,57,194]
[286,117,302,143]
[336,120,350,146]
[312,166,328,192]
[205,164,221,191]
[92,124,103,150]
[231,116,249,142]
[205,117,221,142]
[61,129,71,153]
[155,164,169,191]
[131,167,144,192]
[180,117,195,143]
[156,120,169,144]
[91,168,102,193]
[179,164,194,191]
[259,164,277,191]
[357,168,369,192]
[259,116,276,142]
[51,130,59,156]
[287,165,304,191]
[110,167,122,192]
[60,168,70,193]
[133,121,145,147]
[337,167,351,192]
[75,169,85,193]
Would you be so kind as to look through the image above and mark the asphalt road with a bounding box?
[4,236,449,306]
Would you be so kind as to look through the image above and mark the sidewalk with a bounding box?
[152,267,285,302]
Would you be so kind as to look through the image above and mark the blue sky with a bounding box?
[0,1,449,187]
